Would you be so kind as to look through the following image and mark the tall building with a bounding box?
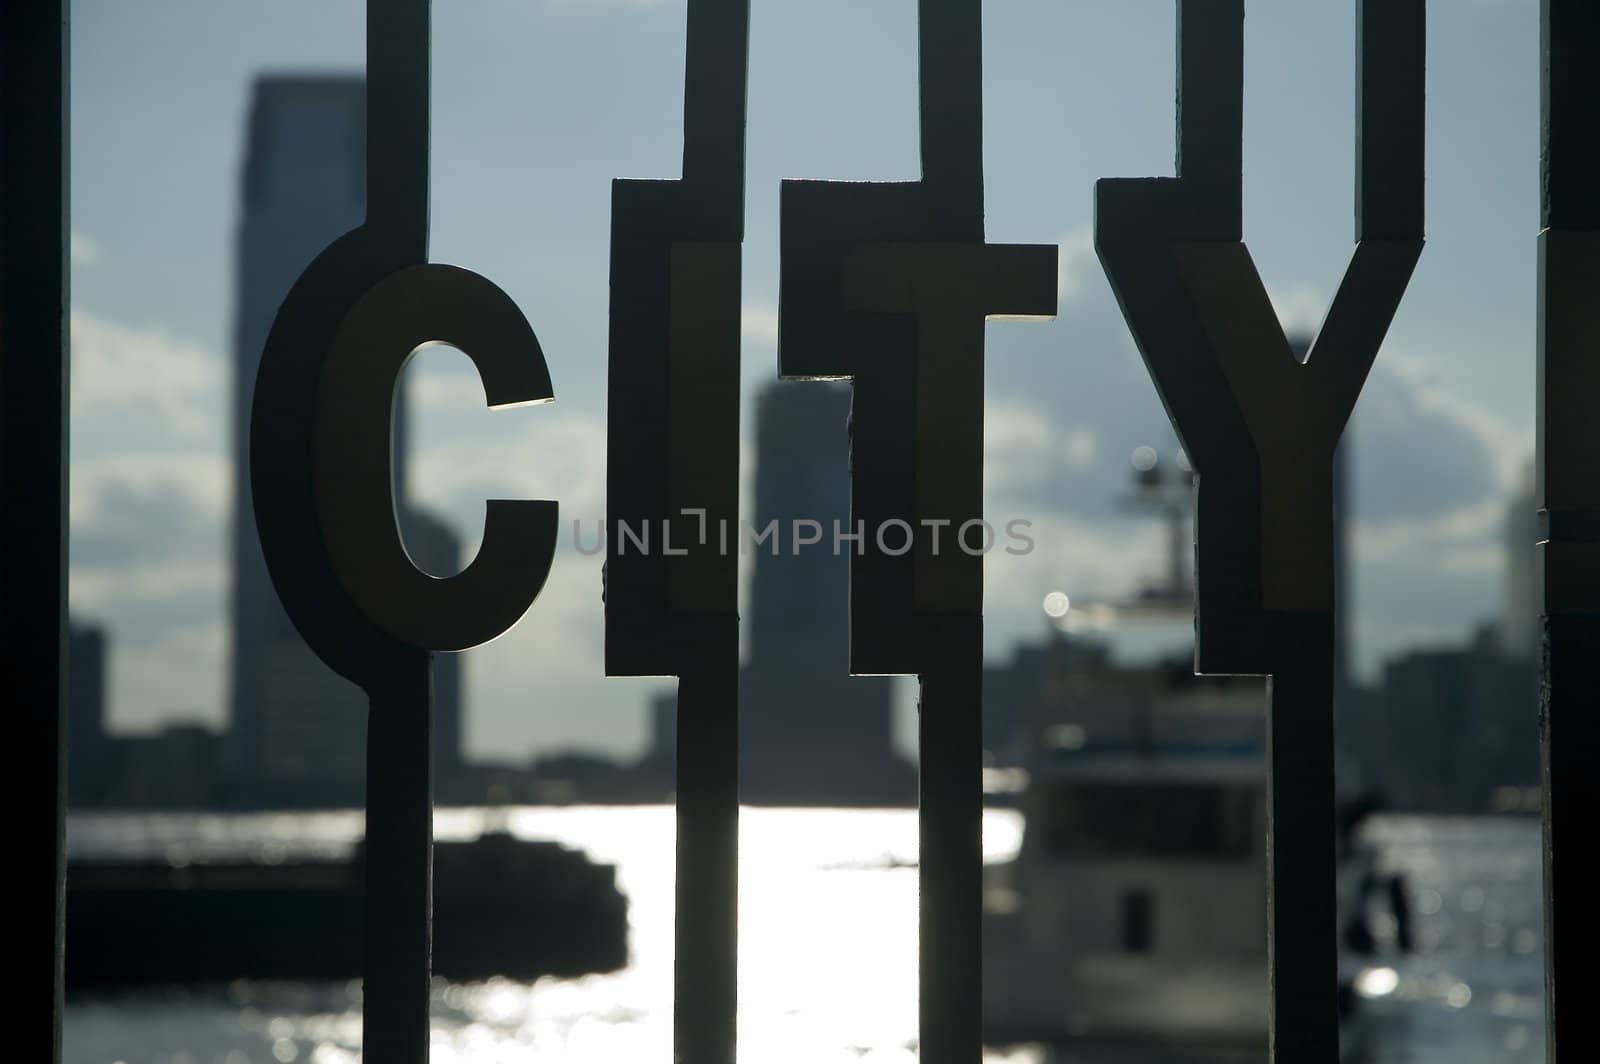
[67,621,110,807]
[1366,626,1538,812]
[227,76,369,805]
[740,383,915,805]
[1501,461,1538,662]
[227,76,463,807]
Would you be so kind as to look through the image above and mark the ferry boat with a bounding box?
[981,654,1405,1059]
[67,828,629,991]
[980,444,1407,1058]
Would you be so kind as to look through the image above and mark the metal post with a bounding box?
[1266,618,1338,1061]
[917,619,983,1064]
[251,5,559,1062]
[0,2,69,1059]
[674,654,740,1064]
[1095,2,1424,1058]
[605,4,749,1062]
[778,5,1057,1058]
[1538,3,1600,1060]
[364,656,435,1064]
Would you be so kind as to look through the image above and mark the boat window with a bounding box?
[1120,888,1153,952]
[1041,782,1256,859]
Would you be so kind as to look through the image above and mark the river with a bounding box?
[62,808,1545,1063]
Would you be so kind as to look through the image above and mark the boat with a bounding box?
[980,446,1409,1058]
[980,643,1409,1059]
[66,829,629,992]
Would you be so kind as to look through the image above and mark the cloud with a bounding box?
[1344,351,1525,605]
[66,309,230,730]
[68,467,228,729]
[65,308,624,743]
[407,403,609,565]
[70,457,227,566]
[71,232,103,267]
[978,256,1524,677]
[742,301,780,346]
[986,397,1099,501]
[71,310,223,446]
[1055,226,1100,305]
[1268,284,1332,339]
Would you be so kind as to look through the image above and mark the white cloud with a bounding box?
[1353,497,1503,573]
[406,348,609,564]
[71,451,229,528]
[69,472,229,730]
[1342,348,1528,599]
[71,310,223,444]
[410,410,607,525]
[1062,427,1098,469]
[70,232,102,267]
[1377,351,1529,488]
[986,396,1100,500]
[741,300,780,346]
[66,309,230,730]
[1268,284,1330,339]
[1055,225,1099,305]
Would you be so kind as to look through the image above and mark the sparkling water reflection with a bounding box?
[63,810,1543,1064]
[1347,816,1545,1064]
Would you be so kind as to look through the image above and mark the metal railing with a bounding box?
[3,1,1597,1062]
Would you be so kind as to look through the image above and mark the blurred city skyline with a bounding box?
[67,0,1540,763]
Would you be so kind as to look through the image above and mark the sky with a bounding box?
[68,0,1541,764]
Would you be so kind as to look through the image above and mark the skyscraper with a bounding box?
[228,76,462,806]
[1501,461,1538,662]
[740,383,914,805]
[67,621,110,807]
[227,76,368,805]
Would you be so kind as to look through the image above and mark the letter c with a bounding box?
[313,263,557,652]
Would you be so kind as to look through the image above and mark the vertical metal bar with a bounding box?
[667,241,743,1064]
[1176,0,1243,239]
[0,2,68,1059]
[303,263,555,1062]
[364,655,435,1064]
[1266,617,1338,1063]
[917,619,983,1064]
[608,3,748,1061]
[253,10,558,1064]
[674,655,739,1064]
[1097,5,1423,1061]
[361,10,433,1056]
[1540,0,1600,234]
[366,0,430,258]
[1356,0,1425,242]
[917,0,983,235]
[681,0,750,227]
[779,11,1054,1064]
[1538,3,1600,1061]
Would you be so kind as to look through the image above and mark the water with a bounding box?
[62,809,1545,1064]
[1347,817,1545,1064]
